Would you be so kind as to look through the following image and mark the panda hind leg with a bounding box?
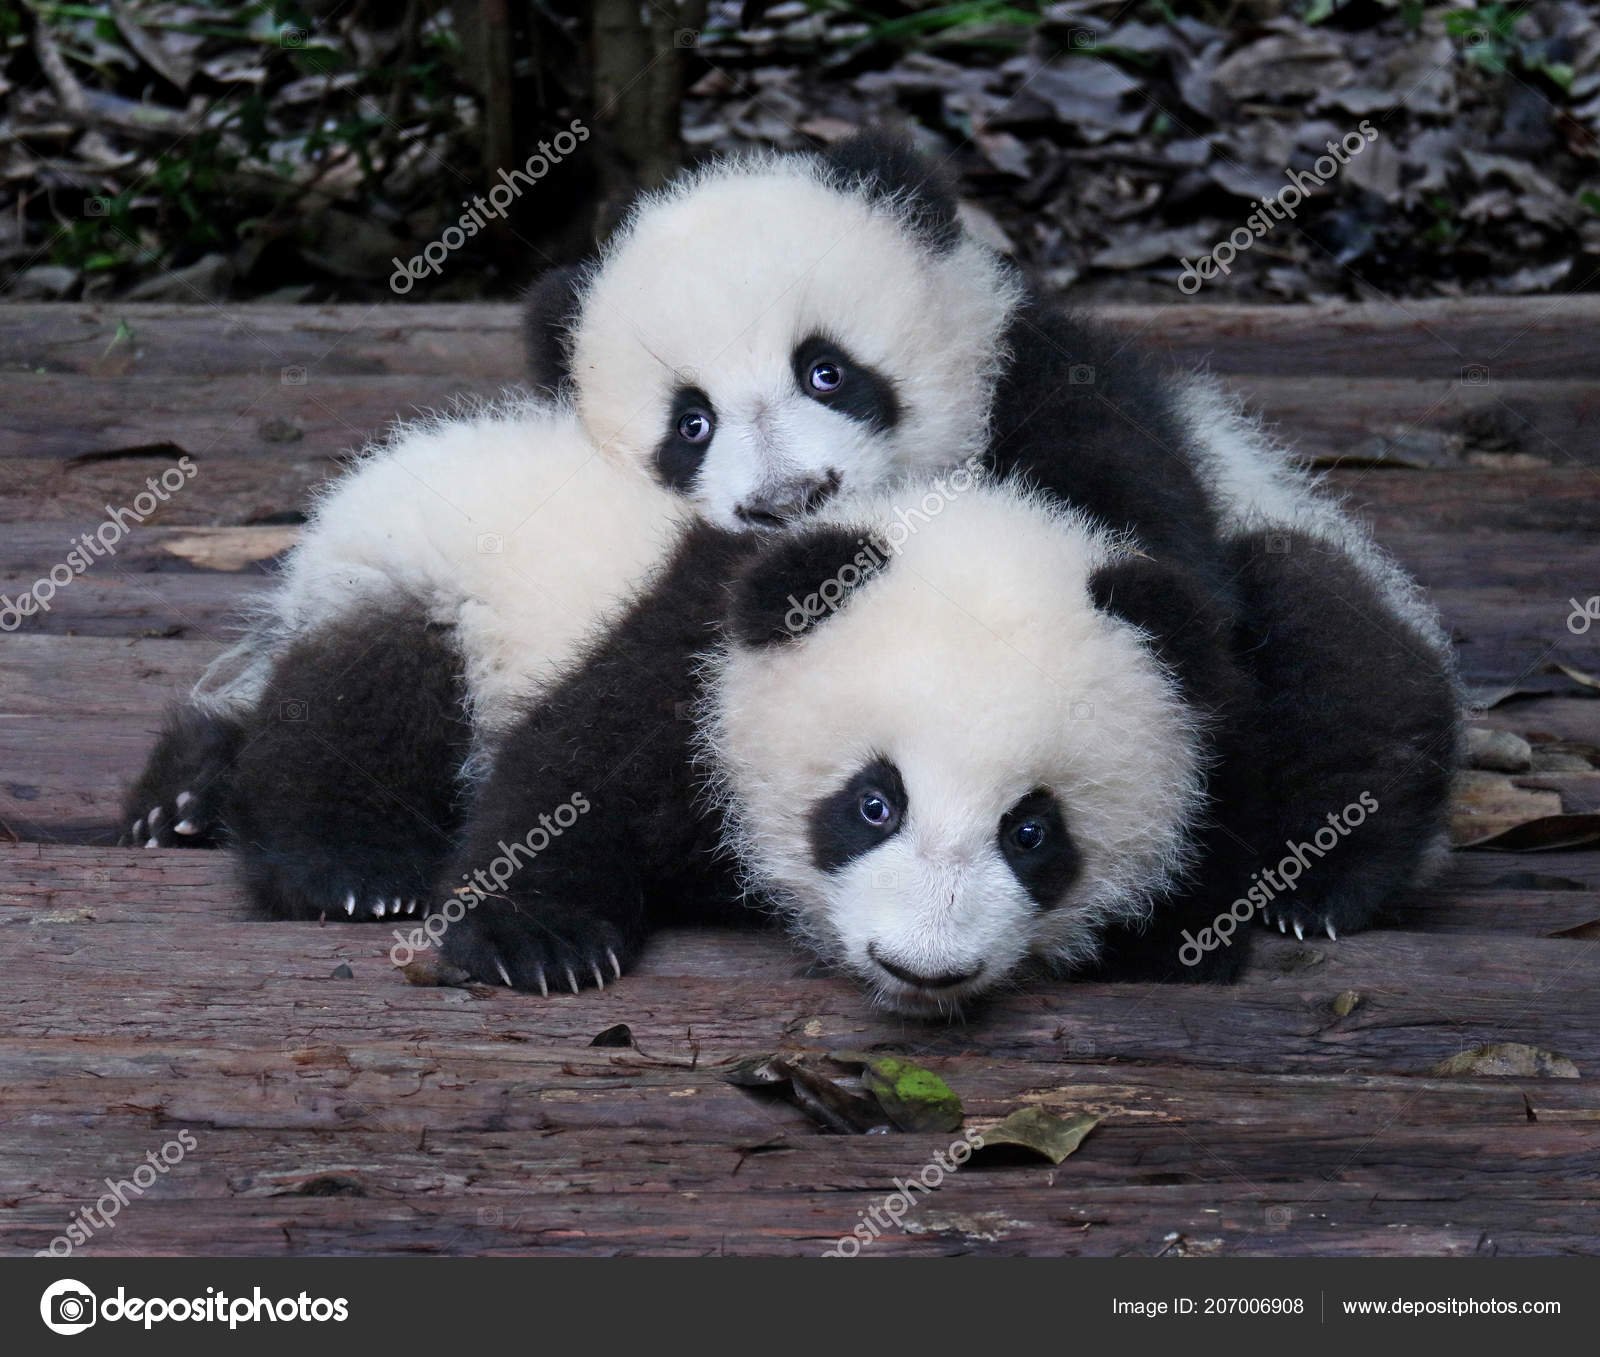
[1228,530,1459,942]
[224,605,474,921]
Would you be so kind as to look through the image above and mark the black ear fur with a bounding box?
[523,263,586,395]
[1089,554,1240,713]
[820,129,961,253]
[727,524,888,647]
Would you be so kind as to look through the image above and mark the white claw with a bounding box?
[131,819,144,840]
[590,961,605,990]
[174,819,199,835]
[373,899,386,917]
[405,899,417,915]
[392,897,402,916]
[535,967,548,998]
[1293,921,1304,941]
[1277,917,1287,933]
[144,837,159,849]
[1326,921,1338,941]
[494,956,512,987]
[345,892,357,917]
[175,790,193,809]
[147,806,163,828]
[565,967,579,995]
[607,947,621,980]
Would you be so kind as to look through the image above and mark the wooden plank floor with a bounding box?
[2,300,1598,1257]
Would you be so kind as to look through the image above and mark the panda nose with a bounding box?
[733,471,840,528]
[868,943,982,991]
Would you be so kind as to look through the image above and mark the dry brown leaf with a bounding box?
[1432,1043,1580,1079]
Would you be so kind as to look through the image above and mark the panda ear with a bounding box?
[523,263,587,396]
[727,524,887,648]
[821,129,961,254]
[1089,555,1241,711]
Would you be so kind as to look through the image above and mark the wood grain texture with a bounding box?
[2,300,1597,1257]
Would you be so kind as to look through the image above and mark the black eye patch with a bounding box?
[791,335,900,435]
[807,756,906,875]
[998,789,1079,908]
[654,385,716,492]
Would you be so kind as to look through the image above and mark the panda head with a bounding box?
[527,131,1022,532]
[700,481,1237,1014]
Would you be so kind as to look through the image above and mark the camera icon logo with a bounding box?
[278,699,309,722]
[280,365,307,386]
[1068,364,1095,385]
[1460,364,1490,386]
[40,1280,97,1335]
[477,533,504,554]
[84,197,109,218]
[281,26,308,48]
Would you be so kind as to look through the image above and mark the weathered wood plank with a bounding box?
[0,374,499,463]
[9,298,1597,381]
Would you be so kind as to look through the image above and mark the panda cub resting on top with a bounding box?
[120,131,1460,1004]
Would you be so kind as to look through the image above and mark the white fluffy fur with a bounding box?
[193,399,693,751]
[569,152,1023,529]
[1177,375,1455,666]
[700,481,1209,1012]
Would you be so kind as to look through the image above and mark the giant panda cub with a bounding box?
[518,127,1461,942]
[120,401,697,918]
[437,474,1458,1007]
[437,478,1266,1009]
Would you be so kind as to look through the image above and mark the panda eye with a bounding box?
[1009,820,1046,852]
[677,409,713,443]
[858,790,895,828]
[808,360,843,394]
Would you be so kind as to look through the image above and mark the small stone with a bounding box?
[1467,727,1533,773]
[9,265,80,299]
[330,962,354,979]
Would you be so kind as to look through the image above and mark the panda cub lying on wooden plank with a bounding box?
[120,131,1459,1008]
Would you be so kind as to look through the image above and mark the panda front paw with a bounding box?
[235,853,438,922]
[119,708,241,849]
[1262,909,1339,942]
[438,899,629,996]
[121,788,218,848]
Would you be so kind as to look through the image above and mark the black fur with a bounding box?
[807,756,906,874]
[118,704,243,848]
[821,129,962,253]
[1085,554,1269,982]
[522,264,586,396]
[989,299,1235,605]
[436,525,761,991]
[654,384,717,492]
[1224,529,1459,937]
[223,605,472,921]
[998,789,1079,909]
[791,333,901,433]
[724,522,886,646]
